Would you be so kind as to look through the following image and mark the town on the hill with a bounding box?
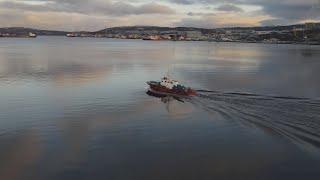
[1,22,320,45]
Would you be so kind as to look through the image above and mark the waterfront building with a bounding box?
[305,22,320,30]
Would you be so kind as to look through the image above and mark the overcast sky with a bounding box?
[0,0,319,31]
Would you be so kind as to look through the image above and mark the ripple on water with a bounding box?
[190,90,320,152]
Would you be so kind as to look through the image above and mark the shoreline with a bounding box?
[1,35,319,45]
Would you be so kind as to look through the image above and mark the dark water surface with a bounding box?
[0,37,320,180]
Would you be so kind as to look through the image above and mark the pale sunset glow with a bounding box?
[0,0,319,30]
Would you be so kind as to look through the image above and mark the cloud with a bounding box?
[0,9,28,27]
[170,0,320,21]
[0,10,179,31]
[126,3,176,15]
[187,12,216,16]
[0,1,175,16]
[215,4,244,12]
[170,0,196,5]
[254,0,320,25]
[0,0,176,30]
[169,0,238,5]
[256,1,319,20]
[0,0,319,30]
[176,13,267,28]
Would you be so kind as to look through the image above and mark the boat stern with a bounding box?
[187,88,198,96]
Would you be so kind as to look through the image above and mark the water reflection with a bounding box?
[0,49,113,86]
[145,90,197,119]
[146,90,185,103]
[1,37,320,180]
[0,130,42,180]
[176,44,320,98]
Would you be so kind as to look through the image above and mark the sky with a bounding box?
[0,0,319,31]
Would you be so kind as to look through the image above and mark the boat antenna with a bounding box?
[166,63,173,78]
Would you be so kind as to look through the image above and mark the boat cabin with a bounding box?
[160,77,179,89]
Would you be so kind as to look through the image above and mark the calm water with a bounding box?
[0,37,320,180]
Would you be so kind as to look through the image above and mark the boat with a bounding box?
[28,32,37,38]
[147,77,197,96]
[66,33,77,37]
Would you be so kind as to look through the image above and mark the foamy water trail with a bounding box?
[189,91,320,152]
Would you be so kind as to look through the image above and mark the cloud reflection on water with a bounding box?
[0,38,320,180]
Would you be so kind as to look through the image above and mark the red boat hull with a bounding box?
[147,82,197,96]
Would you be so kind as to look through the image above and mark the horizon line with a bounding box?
[1,22,319,32]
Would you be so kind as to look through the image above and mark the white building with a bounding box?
[185,31,203,39]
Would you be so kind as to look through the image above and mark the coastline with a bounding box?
[1,35,319,45]
[1,23,320,45]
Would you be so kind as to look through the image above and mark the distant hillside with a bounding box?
[95,26,214,34]
[94,24,310,35]
[219,24,306,31]
[0,27,68,36]
[0,23,317,36]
